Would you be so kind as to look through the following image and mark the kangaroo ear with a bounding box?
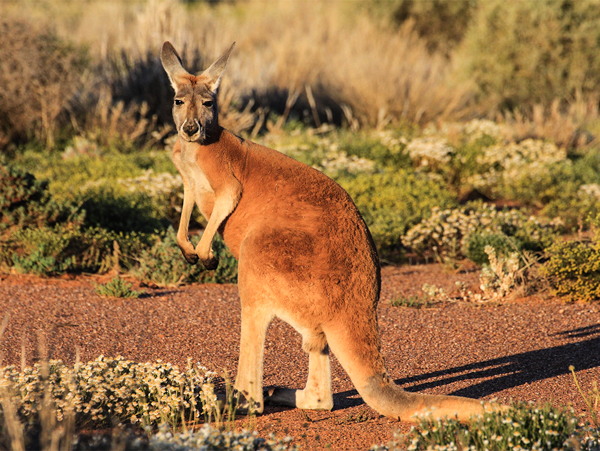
[200,42,235,93]
[161,41,189,89]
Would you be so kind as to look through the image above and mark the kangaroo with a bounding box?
[161,41,493,421]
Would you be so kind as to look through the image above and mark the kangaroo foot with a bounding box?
[264,387,333,411]
[182,252,199,265]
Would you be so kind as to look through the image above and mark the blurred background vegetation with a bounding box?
[3,0,600,299]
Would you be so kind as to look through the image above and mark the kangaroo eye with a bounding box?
[203,100,214,108]
[174,99,184,106]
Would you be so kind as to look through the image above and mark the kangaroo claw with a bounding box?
[202,255,219,270]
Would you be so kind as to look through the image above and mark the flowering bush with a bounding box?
[402,203,559,263]
[466,139,569,203]
[371,403,583,451]
[150,425,299,451]
[407,137,454,169]
[1,356,213,428]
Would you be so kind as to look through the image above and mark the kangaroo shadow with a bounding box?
[333,326,600,409]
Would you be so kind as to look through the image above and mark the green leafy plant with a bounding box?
[94,276,142,298]
[464,233,518,266]
[540,218,600,302]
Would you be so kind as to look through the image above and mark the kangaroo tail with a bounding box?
[323,315,493,422]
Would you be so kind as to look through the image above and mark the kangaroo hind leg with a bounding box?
[234,304,272,414]
[265,328,333,411]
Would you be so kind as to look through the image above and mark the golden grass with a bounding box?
[8,0,470,129]
[4,0,600,143]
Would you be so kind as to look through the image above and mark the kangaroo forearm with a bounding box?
[196,185,241,259]
[176,187,195,248]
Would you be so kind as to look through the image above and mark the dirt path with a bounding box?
[1,265,599,450]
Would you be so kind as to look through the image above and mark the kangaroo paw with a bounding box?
[201,255,219,270]
[182,252,199,265]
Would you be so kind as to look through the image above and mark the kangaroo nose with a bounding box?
[183,119,199,136]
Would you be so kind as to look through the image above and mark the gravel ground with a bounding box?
[1,264,599,450]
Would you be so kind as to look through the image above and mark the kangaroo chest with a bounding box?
[179,146,215,218]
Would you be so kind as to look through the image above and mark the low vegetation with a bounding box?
[94,276,143,298]
[0,356,598,450]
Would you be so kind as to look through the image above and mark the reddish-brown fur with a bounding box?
[162,41,498,421]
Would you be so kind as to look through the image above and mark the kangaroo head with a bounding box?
[161,41,235,144]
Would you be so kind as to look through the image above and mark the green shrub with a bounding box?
[79,185,169,234]
[338,130,412,170]
[541,238,600,302]
[95,276,142,299]
[464,232,518,266]
[402,203,559,264]
[2,224,153,276]
[540,151,600,229]
[372,402,579,451]
[456,0,600,112]
[0,161,83,236]
[339,169,457,258]
[134,228,238,287]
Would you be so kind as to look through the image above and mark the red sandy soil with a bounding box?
[1,264,599,450]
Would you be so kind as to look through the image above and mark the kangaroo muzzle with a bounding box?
[180,118,203,142]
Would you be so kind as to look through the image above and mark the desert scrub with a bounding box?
[1,356,213,428]
[540,237,600,303]
[337,129,412,170]
[150,426,299,451]
[95,276,142,298]
[372,402,581,451]
[0,20,88,151]
[402,203,559,264]
[2,225,152,276]
[134,227,238,287]
[455,0,600,112]
[466,139,569,204]
[0,161,83,236]
[338,169,457,258]
[15,146,176,200]
[404,120,503,196]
